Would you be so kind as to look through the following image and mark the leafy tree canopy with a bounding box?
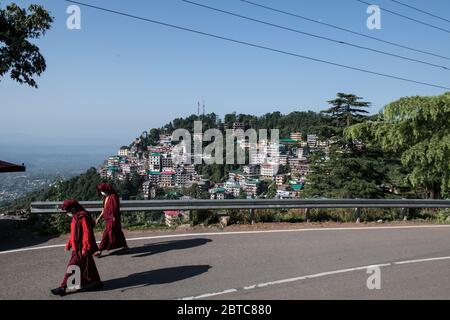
[346,92,450,199]
[0,2,53,87]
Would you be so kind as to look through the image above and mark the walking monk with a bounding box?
[94,182,129,257]
[51,199,102,296]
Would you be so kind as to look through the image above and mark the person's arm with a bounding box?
[65,239,71,251]
[96,197,106,224]
[65,219,73,251]
[95,211,104,224]
[81,218,92,256]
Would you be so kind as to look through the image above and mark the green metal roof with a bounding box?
[280,138,300,143]
[245,178,260,184]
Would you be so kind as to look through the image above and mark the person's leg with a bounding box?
[107,219,127,251]
[59,251,79,288]
[96,222,111,254]
[51,251,79,296]
[79,254,102,290]
[114,220,128,250]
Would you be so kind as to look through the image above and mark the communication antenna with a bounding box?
[203,100,206,115]
[197,101,200,116]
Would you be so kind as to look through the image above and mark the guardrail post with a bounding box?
[401,207,408,221]
[354,207,360,223]
[249,208,255,225]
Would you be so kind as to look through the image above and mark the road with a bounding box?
[1,224,450,299]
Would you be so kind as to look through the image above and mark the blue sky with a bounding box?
[1,0,449,149]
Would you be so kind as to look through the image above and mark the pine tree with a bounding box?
[322,93,371,128]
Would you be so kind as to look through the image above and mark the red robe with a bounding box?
[61,211,101,289]
[98,194,128,251]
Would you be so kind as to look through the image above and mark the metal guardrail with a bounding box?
[30,199,450,214]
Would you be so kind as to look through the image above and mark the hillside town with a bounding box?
[99,121,332,201]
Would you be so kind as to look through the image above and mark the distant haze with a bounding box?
[0,144,116,174]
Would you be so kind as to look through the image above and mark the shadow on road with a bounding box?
[0,218,57,252]
[102,265,212,292]
[111,238,213,258]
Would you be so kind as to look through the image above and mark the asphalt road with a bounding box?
[1,225,450,300]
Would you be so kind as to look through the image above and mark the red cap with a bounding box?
[60,199,80,211]
[96,182,116,195]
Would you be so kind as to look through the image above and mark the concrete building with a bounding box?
[160,171,175,188]
[229,169,245,181]
[307,134,318,148]
[278,154,288,166]
[242,179,260,197]
[297,147,307,159]
[161,155,174,171]
[232,121,246,131]
[149,152,161,172]
[224,180,241,198]
[118,146,130,157]
[175,170,191,187]
[261,164,276,179]
[163,210,190,227]
[159,134,172,145]
[209,187,226,200]
[148,171,160,185]
[108,156,120,167]
[249,149,266,165]
[290,132,303,142]
[243,165,260,176]
[142,181,158,199]
[275,174,286,186]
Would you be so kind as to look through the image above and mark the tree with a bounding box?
[346,93,450,199]
[304,148,393,199]
[224,112,237,129]
[266,183,277,199]
[181,183,209,199]
[304,94,400,199]
[0,2,53,87]
[111,172,145,200]
[322,93,371,128]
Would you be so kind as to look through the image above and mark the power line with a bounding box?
[355,0,450,34]
[390,0,450,24]
[240,0,450,61]
[64,0,450,90]
[182,0,449,71]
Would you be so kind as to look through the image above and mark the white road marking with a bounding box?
[393,256,450,265]
[180,289,238,300]
[1,224,450,255]
[0,244,66,254]
[253,263,392,288]
[178,258,450,300]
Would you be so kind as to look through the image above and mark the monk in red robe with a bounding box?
[51,199,102,296]
[94,183,129,257]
